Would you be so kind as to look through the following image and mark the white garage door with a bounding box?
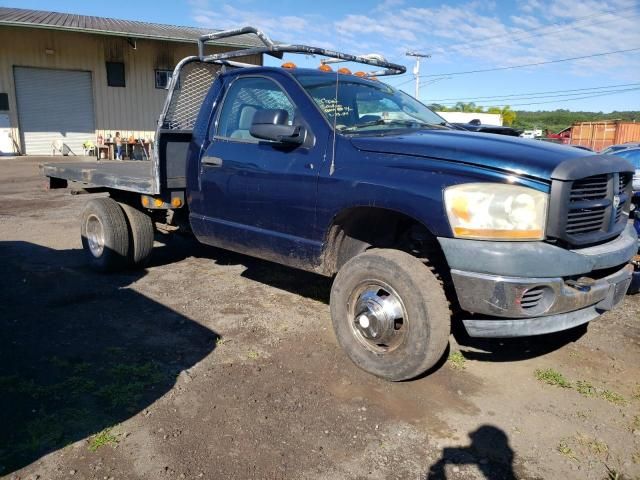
[14,67,95,155]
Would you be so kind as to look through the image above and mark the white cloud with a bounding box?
[185,0,640,81]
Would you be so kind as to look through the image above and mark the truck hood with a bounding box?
[350,129,593,180]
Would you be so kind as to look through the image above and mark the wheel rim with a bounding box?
[85,214,105,258]
[348,280,408,354]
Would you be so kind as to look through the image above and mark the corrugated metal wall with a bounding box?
[0,26,262,154]
[570,121,640,151]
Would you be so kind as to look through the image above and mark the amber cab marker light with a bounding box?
[153,198,164,207]
[337,67,352,75]
[171,197,182,208]
[281,62,297,69]
[354,71,366,77]
[318,64,333,72]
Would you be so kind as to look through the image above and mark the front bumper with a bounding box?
[453,264,632,337]
[438,224,638,338]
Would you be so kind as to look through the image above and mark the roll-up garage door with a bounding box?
[14,67,95,155]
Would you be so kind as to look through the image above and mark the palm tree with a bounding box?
[487,106,517,126]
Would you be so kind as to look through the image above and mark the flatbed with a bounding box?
[42,160,154,194]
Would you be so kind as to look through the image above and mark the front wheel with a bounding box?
[330,249,451,381]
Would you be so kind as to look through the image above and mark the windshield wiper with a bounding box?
[340,119,444,132]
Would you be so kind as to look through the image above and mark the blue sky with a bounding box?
[6,0,640,112]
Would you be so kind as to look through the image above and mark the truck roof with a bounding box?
[222,65,383,85]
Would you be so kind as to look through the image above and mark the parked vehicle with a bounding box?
[601,142,640,155]
[42,27,638,381]
[451,119,522,137]
[609,147,640,292]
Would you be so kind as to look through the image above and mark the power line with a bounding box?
[469,87,640,107]
[419,47,640,78]
[425,82,640,103]
[387,5,640,86]
[433,87,640,106]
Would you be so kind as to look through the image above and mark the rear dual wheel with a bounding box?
[330,249,451,381]
[81,198,154,271]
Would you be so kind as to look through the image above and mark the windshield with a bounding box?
[294,73,448,134]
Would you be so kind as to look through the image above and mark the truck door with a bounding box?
[192,75,326,266]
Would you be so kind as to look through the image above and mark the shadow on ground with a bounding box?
[425,425,517,480]
[151,234,583,365]
[149,234,333,304]
[0,241,218,475]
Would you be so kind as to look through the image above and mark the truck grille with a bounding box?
[548,172,632,247]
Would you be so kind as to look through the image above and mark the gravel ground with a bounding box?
[1,156,639,480]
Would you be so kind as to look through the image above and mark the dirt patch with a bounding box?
[1,157,639,479]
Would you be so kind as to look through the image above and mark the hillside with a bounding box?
[512,110,640,133]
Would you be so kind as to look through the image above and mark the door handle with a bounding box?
[202,155,223,167]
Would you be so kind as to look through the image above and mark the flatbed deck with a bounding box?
[42,160,155,194]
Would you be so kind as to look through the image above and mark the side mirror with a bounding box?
[250,109,305,145]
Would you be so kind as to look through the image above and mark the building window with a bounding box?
[0,93,8,111]
[155,70,174,89]
[106,62,125,87]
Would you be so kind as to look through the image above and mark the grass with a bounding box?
[88,427,118,452]
[575,433,608,456]
[247,350,259,360]
[534,370,629,407]
[534,368,572,388]
[576,380,596,397]
[97,361,166,410]
[631,384,640,401]
[448,351,466,370]
[600,389,627,406]
[557,440,578,461]
[632,415,640,430]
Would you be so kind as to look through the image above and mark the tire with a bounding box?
[330,248,451,381]
[119,203,154,266]
[80,198,130,271]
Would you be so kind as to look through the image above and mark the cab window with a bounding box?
[216,77,296,142]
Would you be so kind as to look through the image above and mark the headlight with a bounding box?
[444,183,548,241]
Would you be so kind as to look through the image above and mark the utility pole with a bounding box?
[406,51,430,99]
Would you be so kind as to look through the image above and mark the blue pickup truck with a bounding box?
[43,28,638,381]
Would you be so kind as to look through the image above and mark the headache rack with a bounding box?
[152,27,406,194]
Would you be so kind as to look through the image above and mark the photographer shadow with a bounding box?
[426,425,517,480]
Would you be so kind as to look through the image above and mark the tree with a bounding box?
[487,106,516,126]
[453,102,484,113]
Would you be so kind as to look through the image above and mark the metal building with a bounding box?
[0,7,263,155]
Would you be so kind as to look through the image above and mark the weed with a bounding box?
[448,351,466,370]
[632,384,640,401]
[632,451,640,464]
[247,351,259,360]
[557,440,578,461]
[631,415,640,431]
[577,435,608,456]
[216,337,229,346]
[600,390,627,406]
[605,465,624,480]
[576,380,596,397]
[88,428,118,452]
[535,368,572,388]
